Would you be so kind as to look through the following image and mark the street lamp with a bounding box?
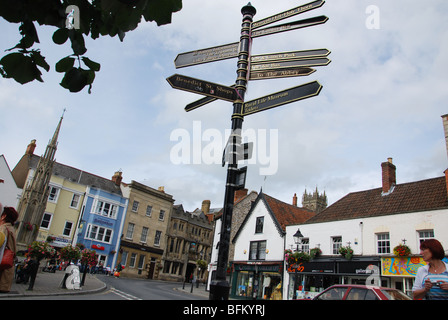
[293,228,304,252]
[292,228,304,300]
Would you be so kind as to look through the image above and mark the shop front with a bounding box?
[286,257,382,300]
[230,261,283,300]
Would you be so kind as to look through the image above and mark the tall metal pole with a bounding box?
[209,3,256,300]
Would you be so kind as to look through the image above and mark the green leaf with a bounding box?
[82,57,101,72]
[30,50,50,72]
[68,30,87,56]
[55,56,76,73]
[52,28,69,45]
[143,0,182,26]
[60,67,88,92]
[0,52,40,84]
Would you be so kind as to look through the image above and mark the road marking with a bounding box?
[110,287,142,300]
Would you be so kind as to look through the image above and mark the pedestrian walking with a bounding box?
[0,206,19,293]
[413,239,448,300]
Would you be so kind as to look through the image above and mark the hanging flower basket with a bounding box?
[60,245,81,262]
[27,241,56,261]
[24,222,33,231]
[284,249,311,265]
[310,247,322,259]
[81,248,98,267]
[339,246,354,260]
[393,244,411,257]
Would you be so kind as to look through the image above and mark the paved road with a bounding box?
[92,275,207,300]
[7,274,208,300]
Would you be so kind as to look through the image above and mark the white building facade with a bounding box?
[284,160,448,299]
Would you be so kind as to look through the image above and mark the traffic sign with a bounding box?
[167,74,237,102]
[174,42,239,68]
[251,57,330,72]
[185,85,236,112]
[252,0,325,30]
[242,81,322,116]
[249,67,316,80]
[251,48,330,64]
[251,15,328,38]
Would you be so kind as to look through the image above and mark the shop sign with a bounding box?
[381,256,426,277]
[287,261,334,274]
[235,263,281,272]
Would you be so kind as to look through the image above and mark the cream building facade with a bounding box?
[118,181,174,279]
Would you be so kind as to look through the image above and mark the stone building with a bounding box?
[118,181,174,279]
[160,200,216,282]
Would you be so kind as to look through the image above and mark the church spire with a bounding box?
[16,111,65,249]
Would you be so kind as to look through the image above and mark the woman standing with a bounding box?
[0,206,18,293]
[412,239,448,300]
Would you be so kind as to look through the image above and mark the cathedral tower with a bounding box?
[302,187,327,213]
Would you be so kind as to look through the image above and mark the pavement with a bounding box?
[174,281,211,299]
[0,269,211,299]
[0,270,107,298]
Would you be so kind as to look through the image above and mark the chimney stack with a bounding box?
[234,189,248,203]
[112,171,123,186]
[292,193,298,206]
[381,158,396,194]
[26,139,37,155]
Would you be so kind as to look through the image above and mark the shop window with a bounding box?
[235,271,281,300]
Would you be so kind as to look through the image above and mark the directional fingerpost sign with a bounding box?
[185,85,236,112]
[167,2,331,300]
[251,48,330,63]
[174,42,239,69]
[251,0,325,29]
[242,81,322,116]
[249,67,316,81]
[251,15,328,38]
[166,74,237,102]
[251,57,331,72]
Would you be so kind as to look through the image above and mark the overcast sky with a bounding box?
[1,0,448,211]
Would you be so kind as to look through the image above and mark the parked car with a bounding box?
[313,284,411,300]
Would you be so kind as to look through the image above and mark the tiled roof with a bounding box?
[262,193,315,231]
[233,193,315,242]
[29,155,122,195]
[304,176,448,224]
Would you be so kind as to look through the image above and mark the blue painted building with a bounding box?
[74,172,128,271]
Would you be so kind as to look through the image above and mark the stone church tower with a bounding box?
[16,113,64,250]
[302,187,327,213]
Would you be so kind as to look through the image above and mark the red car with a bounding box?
[313,284,411,300]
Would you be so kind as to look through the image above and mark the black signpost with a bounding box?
[167,1,330,300]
